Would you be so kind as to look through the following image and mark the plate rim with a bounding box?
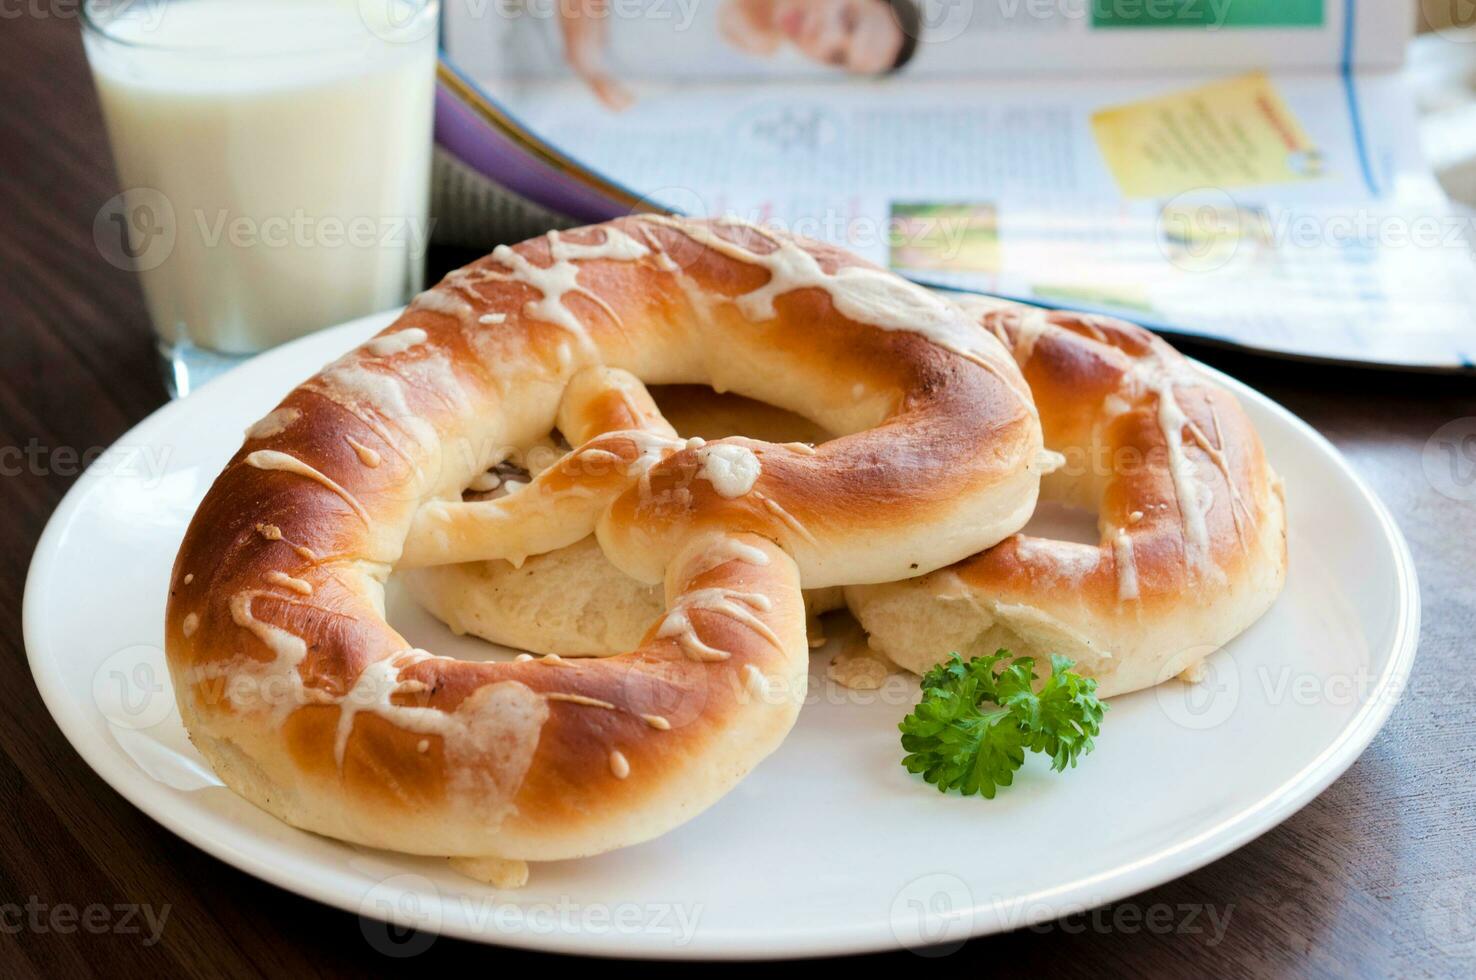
[23,310,1421,959]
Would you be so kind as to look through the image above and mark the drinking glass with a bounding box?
[82,0,441,395]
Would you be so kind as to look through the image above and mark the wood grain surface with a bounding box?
[3,14,1473,978]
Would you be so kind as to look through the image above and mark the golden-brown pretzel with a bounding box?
[410,299,1286,702]
[165,217,1044,866]
[405,384,845,658]
[848,298,1288,697]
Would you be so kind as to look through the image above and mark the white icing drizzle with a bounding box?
[181,613,199,637]
[1186,402,1252,547]
[657,588,778,662]
[312,359,437,460]
[683,536,772,580]
[265,570,313,596]
[345,436,381,468]
[183,573,194,585]
[1148,377,1212,574]
[489,227,649,353]
[546,692,615,709]
[576,448,622,465]
[1036,449,1067,475]
[478,312,506,325]
[515,653,534,662]
[246,407,301,440]
[197,621,550,797]
[709,537,771,567]
[646,216,1011,377]
[609,386,646,426]
[331,651,471,768]
[755,492,818,546]
[412,286,473,321]
[696,443,762,498]
[1128,510,1144,524]
[366,328,428,357]
[599,429,695,506]
[1113,528,1140,602]
[221,591,310,720]
[742,664,769,699]
[986,303,1050,366]
[388,348,468,410]
[640,714,671,730]
[331,650,549,782]
[608,750,630,779]
[245,450,370,525]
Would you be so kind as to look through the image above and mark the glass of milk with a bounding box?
[83,0,440,396]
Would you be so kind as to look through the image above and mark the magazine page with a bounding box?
[435,0,1476,368]
[445,0,1407,85]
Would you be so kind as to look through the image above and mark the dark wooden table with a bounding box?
[4,15,1474,979]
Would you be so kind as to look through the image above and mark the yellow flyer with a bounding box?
[1090,72,1323,198]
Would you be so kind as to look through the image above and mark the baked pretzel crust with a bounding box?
[849,299,1288,697]
[165,218,1044,861]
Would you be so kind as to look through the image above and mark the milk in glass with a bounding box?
[84,0,439,355]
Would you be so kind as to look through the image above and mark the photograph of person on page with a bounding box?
[558,0,922,109]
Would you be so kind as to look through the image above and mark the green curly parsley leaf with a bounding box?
[899,651,1105,798]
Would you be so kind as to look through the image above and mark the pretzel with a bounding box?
[405,385,845,657]
[848,299,1288,697]
[165,217,1044,867]
[417,300,1287,701]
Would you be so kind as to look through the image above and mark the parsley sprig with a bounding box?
[899,652,1106,798]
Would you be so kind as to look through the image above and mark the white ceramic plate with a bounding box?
[25,311,1419,959]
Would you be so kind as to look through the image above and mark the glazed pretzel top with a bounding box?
[165,217,1045,861]
[849,297,1287,699]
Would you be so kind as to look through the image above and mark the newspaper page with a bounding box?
[438,0,1476,369]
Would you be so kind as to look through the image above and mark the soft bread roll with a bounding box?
[406,385,843,657]
[166,217,1043,863]
[407,536,845,657]
[412,299,1287,703]
[847,300,1288,698]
